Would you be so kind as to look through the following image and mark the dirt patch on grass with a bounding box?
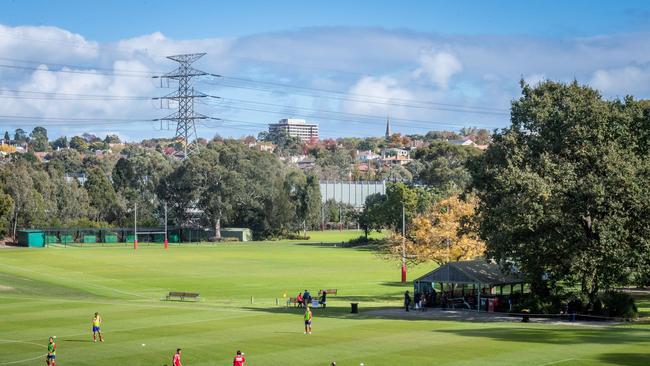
[0,285,15,291]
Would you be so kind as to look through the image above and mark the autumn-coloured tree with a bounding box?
[402,195,485,265]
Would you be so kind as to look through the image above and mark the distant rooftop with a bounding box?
[277,118,308,125]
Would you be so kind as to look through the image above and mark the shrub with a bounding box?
[600,291,638,319]
[285,233,310,240]
[348,235,382,247]
[512,295,560,314]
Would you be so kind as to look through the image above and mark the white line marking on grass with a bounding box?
[0,354,46,365]
[537,358,575,366]
[0,262,152,299]
[0,339,46,365]
[0,294,260,314]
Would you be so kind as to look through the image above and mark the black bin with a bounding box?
[351,302,359,313]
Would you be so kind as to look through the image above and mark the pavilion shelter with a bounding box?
[414,260,525,311]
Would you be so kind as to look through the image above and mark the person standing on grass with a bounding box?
[320,290,327,308]
[304,306,313,334]
[233,350,245,366]
[45,336,56,366]
[404,290,411,312]
[173,348,182,366]
[303,289,311,307]
[92,312,104,342]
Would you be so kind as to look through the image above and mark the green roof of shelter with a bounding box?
[414,260,524,286]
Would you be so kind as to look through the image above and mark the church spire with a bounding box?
[385,116,391,138]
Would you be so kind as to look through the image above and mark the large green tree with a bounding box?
[85,168,124,223]
[1,161,47,238]
[29,126,49,152]
[113,148,172,226]
[470,81,650,303]
[412,141,481,194]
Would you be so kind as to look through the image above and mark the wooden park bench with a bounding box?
[165,291,200,302]
[286,297,302,307]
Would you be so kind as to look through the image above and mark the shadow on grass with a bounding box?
[380,281,412,288]
[436,327,649,345]
[63,339,95,343]
[245,305,514,323]
[293,242,381,252]
[597,353,650,366]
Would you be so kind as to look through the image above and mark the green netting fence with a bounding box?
[36,227,211,246]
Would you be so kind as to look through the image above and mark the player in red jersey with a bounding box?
[233,350,245,366]
[172,348,182,366]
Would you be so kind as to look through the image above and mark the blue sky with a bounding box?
[3,0,650,39]
[1,1,650,140]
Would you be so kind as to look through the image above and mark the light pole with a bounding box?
[133,202,138,250]
[164,202,168,249]
[401,202,406,283]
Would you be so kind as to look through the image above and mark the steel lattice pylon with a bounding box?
[156,53,209,159]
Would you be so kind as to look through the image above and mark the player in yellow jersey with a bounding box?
[304,306,313,334]
[92,312,104,342]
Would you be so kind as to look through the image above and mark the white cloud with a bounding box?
[590,63,650,96]
[2,24,650,139]
[0,24,98,61]
[343,76,414,115]
[524,73,547,86]
[412,50,463,89]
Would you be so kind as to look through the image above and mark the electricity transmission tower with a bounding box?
[154,53,212,159]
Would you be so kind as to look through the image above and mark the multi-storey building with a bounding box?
[268,118,319,142]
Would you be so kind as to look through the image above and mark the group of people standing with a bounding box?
[44,312,247,366]
[45,313,103,366]
[403,290,437,311]
[168,348,246,366]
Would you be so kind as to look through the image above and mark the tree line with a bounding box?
[0,140,321,240]
[353,81,650,316]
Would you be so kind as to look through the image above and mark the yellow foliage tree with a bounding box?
[407,195,485,264]
[0,144,16,153]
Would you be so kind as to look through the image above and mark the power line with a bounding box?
[204,78,508,116]
[211,97,500,129]
[0,63,153,78]
[217,75,506,113]
[0,57,160,75]
[0,57,507,115]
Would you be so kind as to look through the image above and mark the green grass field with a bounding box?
[0,230,648,366]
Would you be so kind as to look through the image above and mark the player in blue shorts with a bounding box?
[304,306,313,334]
[92,312,104,342]
[46,336,56,366]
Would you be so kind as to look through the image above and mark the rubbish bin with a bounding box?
[351,303,359,313]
